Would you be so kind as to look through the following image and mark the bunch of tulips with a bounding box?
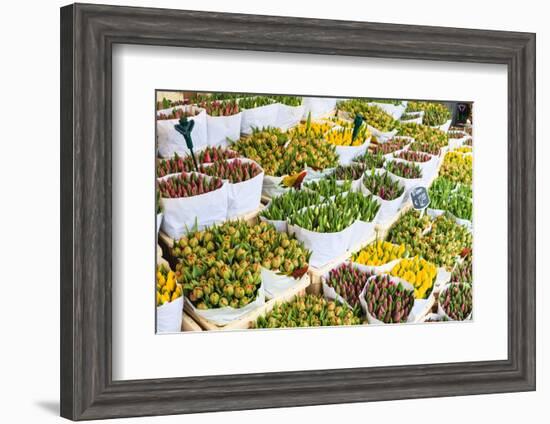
[352,240,408,267]
[440,152,472,185]
[337,100,397,132]
[173,221,311,310]
[387,210,432,243]
[260,189,322,221]
[304,177,352,197]
[385,160,423,179]
[157,107,199,120]
[325,127,371,147]
[451,255,473,284]
[352,151,386,169]
[369,137,410,155]
[362,170,404,201]
[406,101,451,126]
[439,283,473,320]
[237,96,274,109]
[254,294,362,328]
[364,275,415,324]
[390,256,437,299]
[198,159,262,183]
[389,213,472,270]
[393,150,432,163]
[198,99,240,116]
[270,95,303,106]
[324,263,374,307]
[397,122,448,147]
[332,163,366,181]
[157,148,240,176]
[158,172,222,198]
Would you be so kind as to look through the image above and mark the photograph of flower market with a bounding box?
[155,91,473,333]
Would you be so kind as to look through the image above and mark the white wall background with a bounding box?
[0,0,546,422]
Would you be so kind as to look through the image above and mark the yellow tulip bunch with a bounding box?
[353,240,407,266]
[156,264,182,306]
[326,127,371,147]
[440,151,472,185]
[454,146,472,154]
[327,117,354,128]
[288,121,333,139]
[390,256,437,299]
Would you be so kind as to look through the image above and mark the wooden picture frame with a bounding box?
[60,3,536,420]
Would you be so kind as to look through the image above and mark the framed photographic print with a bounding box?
[60,3,536,421]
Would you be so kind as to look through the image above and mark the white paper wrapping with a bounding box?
[156,294,183,333]
[431,119,452,133]
[159,173,228,239]
[275,104,305,131]
[288,221,355,268]
[259,200,288,233]
[302,97,337,119]
[422,312,445,322]
[400,110,424,125]
[392,148,439,181]
[333,135,371,166]
[262,174,289,199]
[332,175,363,192]
[240,103,280,134]
[347,257,400,276]
[156,106,208,158]
[303,166,335,181]
[187,282,266,326]
[367,101,407,120]
[347,208,380,250]
[366,124,399,143]
[384,157,426,196]
[434,267,452,289]
[262,267,305,299]
[202,158,264,218]
[156,212,163,237]
[206,112,242,147]
[447,131,471,150]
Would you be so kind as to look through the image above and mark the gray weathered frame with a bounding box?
[60,3,536,421]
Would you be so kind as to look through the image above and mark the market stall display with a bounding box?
[154,92,475,332]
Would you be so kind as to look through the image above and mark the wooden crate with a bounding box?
[182,313,202,332]
[157,255,169,268]
[185,274,310,331]
[156,244,163,263]
[412,294,436,323]
[306,233,377,295]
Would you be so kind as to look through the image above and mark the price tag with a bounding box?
[410,186,430,210]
